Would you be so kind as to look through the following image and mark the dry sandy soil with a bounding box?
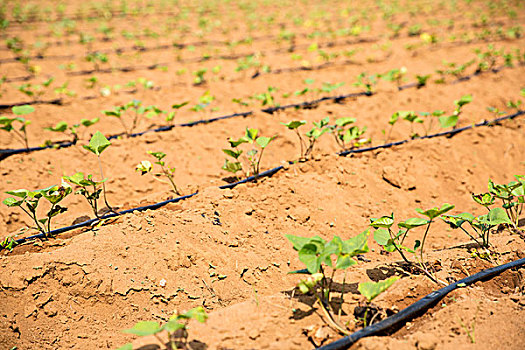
[0,0,524,349]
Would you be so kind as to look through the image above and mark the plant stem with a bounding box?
[97,156,119,215]
[389,228,411,264]
[161,165,181,196]
[255,147,265,176]
[294,129,305,158]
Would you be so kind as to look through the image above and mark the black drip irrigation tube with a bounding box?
[339,110,525,157]
[4,166,285,248]
[2,109,523,249]
[0,98,63,110]
[317,256,525,350]
[0,61,519,161]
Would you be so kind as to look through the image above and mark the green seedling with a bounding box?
[0,236,19,251]
[474,44,503,72]
[83,131,118,215]
[136,151,182,196]
[53,81,76,98]
[329,117,369,150]
[416,74,431,88]
[439,94,472,129]
[45,118,99,143]
[191,90,215,116]
[382,111,422,142]
[358,276,399,326]
[372,203,454,285]
[282,118,330,160]
[0,105,34,149]
[252,86,279,107]
[120,307,207,350]
[63,172,106,219]
[103,99,157,136]
[353,72,378,94]
[193,68,207,85]
[85,51,108,71]
[17,77,54,102]
[435,60,475,81]
[417,110,445,136]
[381,67,407,89]
[3,181,72,236]
[165,102,189,124]
[222,128,276,177]
[286,230,369,334]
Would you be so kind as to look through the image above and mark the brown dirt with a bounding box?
[1,1,525,349]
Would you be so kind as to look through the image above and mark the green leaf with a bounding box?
[486,207,512,225]
[45,121,68,132]
[342,229,370,256]
[472,193,495,206]
[123,321,162,336]
[335,117,356,127]
[162,320,185,333]
[3,197,23,207]
[180,306,208,323]
[415,203,454,220]
[222,159,242,173]
[256,136,276,149]
[454,94,472,108]
[5,189,29,198]
[298,243,321,274]
[245,128,258,141]
[80,118,99,127]
[438,114,458,128]
[115,343,133,350]
[358,276,399,302]
[222,149,242,159]
[398,217,429,229]
[12,105,35,116]
[285,234,325,251]
[282,120,306,129]
[83,131,111,156]
[370,214,394,228]
[228,137,249,148]
[172,101,189,109]
[374,228,390,245]
[335,254,357,270]
[147,151,166,161]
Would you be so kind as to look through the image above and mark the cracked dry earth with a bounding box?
[1,117,525,349]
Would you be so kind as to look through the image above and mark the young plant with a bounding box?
[357,277,399,326]
[286,230,369,334]
[381,67,407,90]
[353,72,378,94]
[222,128,276,177]
[371,203,454,284]
[329,117,369,150]
[136,151,182,196]
[63,172,106,219]
[3,181,72,237]
[0,105,34,149]
[120,307,208,350]
[165,101,189,125]
[103,99,155,136]
[282,117,330,160]
[191,90,215,117]
[45,118,99,143]
[83,131,118,215]
[416,74,431,88]
[85,51,109,71]
[17,77,54,102]
[252,86,279,107]
[438,94,472,129]
[0,236,19,251]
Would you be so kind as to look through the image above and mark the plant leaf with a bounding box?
[358,276,399,302]
[12,105,35,116]
[122,321,162,336]
[83,131,111,156]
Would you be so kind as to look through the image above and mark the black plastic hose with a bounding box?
[4,165,286,248]
[0,63,518,160]
[2,109,523,248]
[317,256,525,350]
